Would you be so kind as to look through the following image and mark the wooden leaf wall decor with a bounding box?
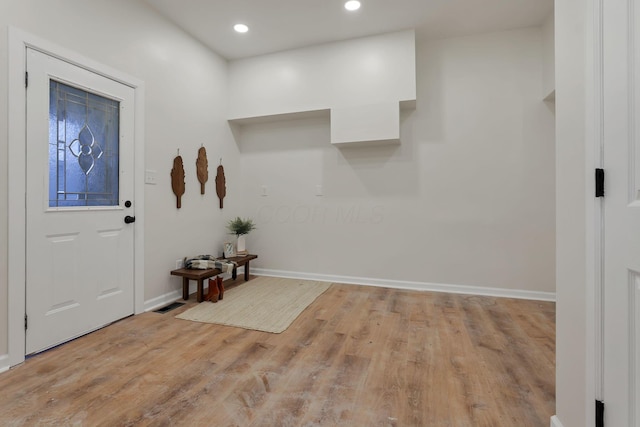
[196,147,208,195]
[171,156,185,209]
[215,164,226,209]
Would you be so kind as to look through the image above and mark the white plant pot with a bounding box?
[237,235,246,252]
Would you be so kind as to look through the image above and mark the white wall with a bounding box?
[238,27,556,295]
[0,0,240,357]
[229,30,416,145]
[228,30,416,119]
[555,0,588,425]
[543,12,556,98]
[0,1,8,362]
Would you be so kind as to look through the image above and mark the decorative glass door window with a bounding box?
[49,80,119,207]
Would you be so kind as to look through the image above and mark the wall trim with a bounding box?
[0,355,9,374]
[550,415,565,427]
[7,27,145,368]
[252,268,556,302]
[144,291,182,313]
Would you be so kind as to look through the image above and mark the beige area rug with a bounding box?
[175,276,332,333]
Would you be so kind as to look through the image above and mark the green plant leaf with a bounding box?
[227,217,256,236]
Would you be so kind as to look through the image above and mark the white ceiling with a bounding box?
[144,0,554,60]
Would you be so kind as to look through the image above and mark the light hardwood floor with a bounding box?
[0,281,555,426]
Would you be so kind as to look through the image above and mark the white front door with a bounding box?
[25,48,136,354]
[602,0,640,424]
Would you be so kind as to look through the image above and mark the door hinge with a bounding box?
[25,71,28,88]
[24,314,28,330]
[596,399,604,427]
[595,168,605,197]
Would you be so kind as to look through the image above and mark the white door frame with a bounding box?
[588,0,603,419]
[553,0,601,425]
[7,27,145,367]
[586,0,604,421]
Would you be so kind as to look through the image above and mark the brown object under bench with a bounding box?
[170,254,258,302]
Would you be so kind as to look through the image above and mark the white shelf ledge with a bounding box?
[228,99,416,147]
[227,108,330,125]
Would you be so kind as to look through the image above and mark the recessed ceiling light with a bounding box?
[234,23,249,33]
[344,1,361,11]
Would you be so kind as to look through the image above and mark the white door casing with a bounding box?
[25,48,135,354]
[602,0,640,424]
[7,28,145,366]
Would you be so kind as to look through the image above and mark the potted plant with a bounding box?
[227,217,256,254]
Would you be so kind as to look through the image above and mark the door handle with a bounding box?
[124,215,136,224]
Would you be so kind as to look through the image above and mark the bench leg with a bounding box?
[232,267,237,280]
[244,262,250,281]
[182,278,189,300]
[197,279,204,303]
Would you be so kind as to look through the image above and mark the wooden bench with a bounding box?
[226,254,258,281]
[170,254,258,302]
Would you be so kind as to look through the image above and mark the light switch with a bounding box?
[145,169,157,185]
[316,185,323,196]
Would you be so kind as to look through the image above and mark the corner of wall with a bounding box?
[542,9,555,99]
[0,354,9,374]
[0,24,11,358]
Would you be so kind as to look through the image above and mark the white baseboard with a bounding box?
[147,272,234,312]
[251,268,556,302]
[550,415,564,427]
[144,291,182,312]
[0,354,10,374]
